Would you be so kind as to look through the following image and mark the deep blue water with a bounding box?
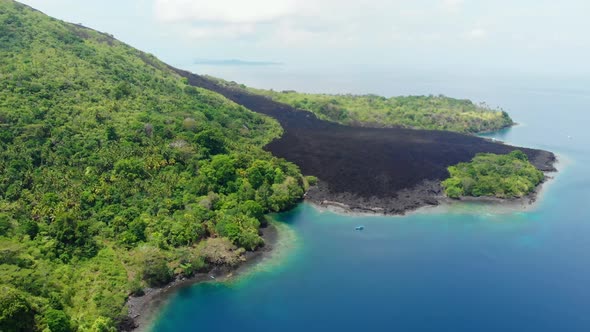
[151,72,590,332]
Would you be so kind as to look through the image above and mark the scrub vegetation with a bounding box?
[0,1,305,330]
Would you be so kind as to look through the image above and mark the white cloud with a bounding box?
[150,0,485,50]
[187,24,255,39]
[153,0,321,41]
[154,0,302,24]
[468,28,487,40]
[442,0,464,10]
[271,22,317,47]
[152,0,420,43]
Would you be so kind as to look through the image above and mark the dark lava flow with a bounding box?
[174,68,556,214]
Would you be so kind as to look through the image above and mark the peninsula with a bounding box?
[174,72,556,214]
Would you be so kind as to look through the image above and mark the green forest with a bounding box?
[0,1,307,331]
[212,79,514,134]
[442,150,545,198]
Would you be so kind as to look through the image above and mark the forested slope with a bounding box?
[0,1,305,331]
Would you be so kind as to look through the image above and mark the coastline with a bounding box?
[123,222,280,332]
[306,154,559,217]
[304,179,443,216]
[122,154,560,331]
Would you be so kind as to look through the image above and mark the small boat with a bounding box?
[355,225,364,231]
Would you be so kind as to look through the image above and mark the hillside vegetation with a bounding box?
[442,150,545,198]
[211,79,514,134]
[0,1,305,331]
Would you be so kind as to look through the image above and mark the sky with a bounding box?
[17,0,590,78]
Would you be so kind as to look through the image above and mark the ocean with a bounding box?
[150,66,590,331]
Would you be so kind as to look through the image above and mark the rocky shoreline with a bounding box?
[306,155,557,216]
[122,223,279,331]
[121,154,558,331]
[305,179,443,215]
[173,70,558,216]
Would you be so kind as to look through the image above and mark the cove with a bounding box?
[150,77,590,332]
[151,176,590,331]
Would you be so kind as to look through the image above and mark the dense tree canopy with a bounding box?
[0,1,307,330]
[0,285,36,332]
[442,150,545,198]
[212,79,514,134]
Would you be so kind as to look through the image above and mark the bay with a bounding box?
[151,69,590,332]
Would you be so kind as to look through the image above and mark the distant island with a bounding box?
[0,1,555,332]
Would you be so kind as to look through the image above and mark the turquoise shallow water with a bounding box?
[151,76,590,332]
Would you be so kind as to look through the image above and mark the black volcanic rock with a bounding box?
[173,68,556,213]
